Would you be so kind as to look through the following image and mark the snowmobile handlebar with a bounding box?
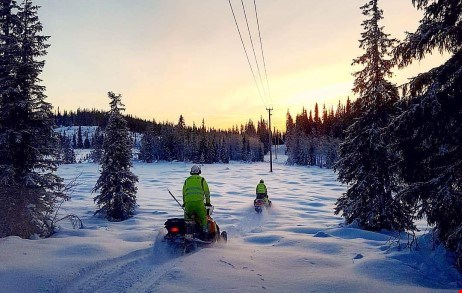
[167,189,185,210]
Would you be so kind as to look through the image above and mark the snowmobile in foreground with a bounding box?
[254,198,272,213]
[164,205,227,253]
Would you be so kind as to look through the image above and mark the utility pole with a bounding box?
[267,108,273,172]
[274,127,277,160]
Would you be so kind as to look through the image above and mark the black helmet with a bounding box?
[260,179,264,183]
[190,165,201,175]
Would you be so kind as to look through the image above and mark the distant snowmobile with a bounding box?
[164,205,227,253]
[254,198,272,213]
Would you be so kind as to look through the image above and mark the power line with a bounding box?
[228,0,265,106]
[253,0,272,106]
[240,0,269,107]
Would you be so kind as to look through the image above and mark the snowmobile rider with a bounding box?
[182,165,211,233]
[256,179,270,204]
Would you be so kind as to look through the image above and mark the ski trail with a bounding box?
[58,233,184,293]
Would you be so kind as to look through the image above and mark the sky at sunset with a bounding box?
[35,0,448,131]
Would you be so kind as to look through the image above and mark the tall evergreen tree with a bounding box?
[257,116,270,154]
[0,0,65,237]
[174,115,186,161]
[313,103,321,135]
[60,134,75,164]
[334,0,413,232]
[93,92,138,221]
[83,133,90,149]
[139,123,156,163]
[285,110,294,155]
[72,132,76,149]
[90,126,104,163]
[219,137,229,163]
[241,135,248,162]
[77,125,83,148]
[393,0,462,269]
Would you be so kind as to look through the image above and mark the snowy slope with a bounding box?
[0,161,460,292]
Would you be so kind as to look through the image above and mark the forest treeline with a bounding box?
[54,108,284,164]
[55,101,355,168]
[285,98,355,168]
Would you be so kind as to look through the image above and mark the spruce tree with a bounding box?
[139,123,155,163]
[219,137,229,163]
[61,135,75,164]
[77,125,83,148]
[83,133,90,149]
[0,0,65,237]
[241,135,248,162]
[174,115,186,161]
[198,133,207,163]
[93,92,138,221]
[90,126,103,163]
[393,0,462,268]
[334,0,413,232]
[72,133,76,149]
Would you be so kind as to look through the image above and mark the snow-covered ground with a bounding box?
[0,157,461,292]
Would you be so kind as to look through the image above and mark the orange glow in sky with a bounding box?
[36,0,448,131]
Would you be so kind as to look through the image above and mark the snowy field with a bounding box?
[0,157,461,292]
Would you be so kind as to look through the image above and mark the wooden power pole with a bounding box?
[267,108,273,172]
[274,127,277,160]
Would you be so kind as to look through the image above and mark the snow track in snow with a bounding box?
[59,233,183,293]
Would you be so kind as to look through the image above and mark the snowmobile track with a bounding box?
[58,236,184,293]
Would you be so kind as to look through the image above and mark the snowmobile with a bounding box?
[254,198,272,213]
[164,204,227,253]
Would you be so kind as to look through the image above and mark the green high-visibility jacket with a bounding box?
[256,182,267,194]
[183,175,210,204]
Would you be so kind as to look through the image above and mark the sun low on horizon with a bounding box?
[37,0,447,132]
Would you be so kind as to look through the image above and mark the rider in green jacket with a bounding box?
[256,179,270,204]
[183,165,211,232]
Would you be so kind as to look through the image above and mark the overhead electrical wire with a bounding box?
[228,0,265,106]
[239,0,269,107]
[253,0,272,106]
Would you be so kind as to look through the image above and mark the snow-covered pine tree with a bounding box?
[209,136,218,163]
[0,0,66,237]
[198,132,207,163]
[334,0,414,232]
[245,138,251,162]
[83,133,90,149]
[219,137,229,163]
[393,0,462,269]
[93,92,138,221]
[72,133,76,149]
[160,124,175,161]
[77,125,83,148]
[90,126,103,163]
[60,134,75,164]
[188,130,199,162]
[174,115,186,161]
[257,117,270,154]
[313,103,321,136]
[241,135,248,162]
[139,123,156,163]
